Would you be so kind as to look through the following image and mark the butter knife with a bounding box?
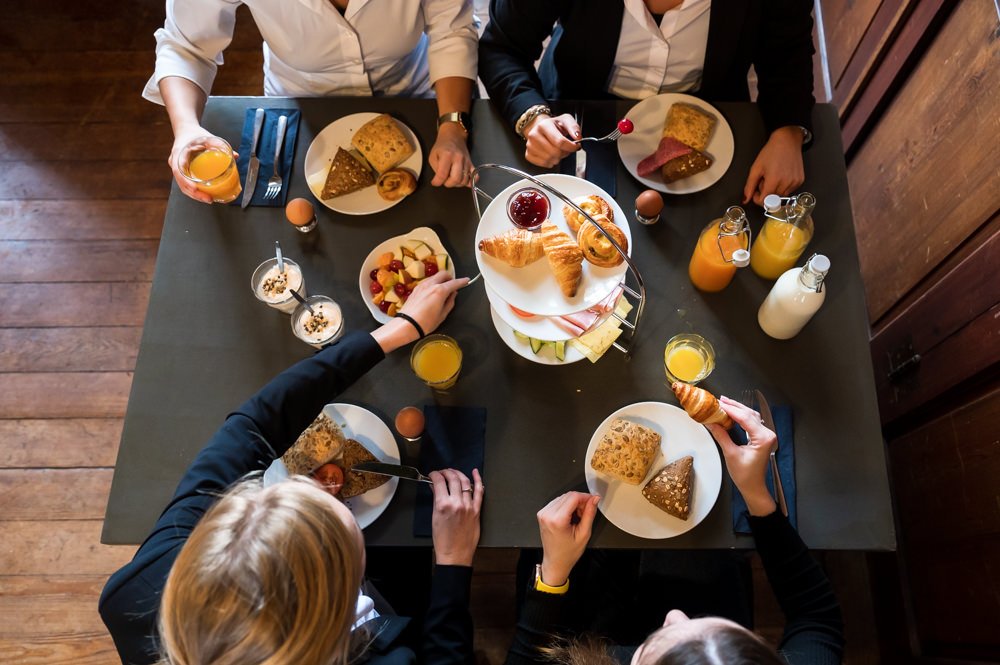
[755,389,789,517]
[352,461,432,484]
[241,107,265,209]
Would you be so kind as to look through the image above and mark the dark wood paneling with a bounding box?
[0,372,132,419]
[0,200,165,241]
[0,240,158,282]
[0,469,114,521]
[0,282,150,327]
[0,327,141,372]
[0,521,136,575]
[819,0,884,90]
[849,0,1000,321]
[0,419,123,468]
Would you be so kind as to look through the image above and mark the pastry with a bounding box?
[562,195,613,235]
[478,228,545,267]
[642,456,694,519]
[577,214,628,268]
[589,417,661,485]
[661,151,713,183]
[376,168,417,201]
[671,382,733,429]
[282,413,347,475]
[339,438,390,499]
[351,114,414,174]
[662,103,717,152]
[321,148,375,199]
[540,220,584,298]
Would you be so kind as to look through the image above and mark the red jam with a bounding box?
[617,118,634,134]
[507,188,549,230]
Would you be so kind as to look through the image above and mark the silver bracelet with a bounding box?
[516,104,552,138]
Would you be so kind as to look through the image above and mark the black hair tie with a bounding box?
[395,312,425,339]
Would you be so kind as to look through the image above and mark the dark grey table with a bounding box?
[102,97,894,551]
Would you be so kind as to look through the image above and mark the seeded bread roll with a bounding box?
[642,456,694,520]
[351,114,415,174]
[662,103,717,152]
[589,418,661,485]
[282,413,346,475]
[339,438,390,499]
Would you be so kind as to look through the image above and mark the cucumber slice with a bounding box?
[529,337,544,354]
[554,340,566,361]
[513,330,529,342]
[435,253,449,270]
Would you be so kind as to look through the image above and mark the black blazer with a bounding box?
[99,331,475,665]
[480,0,815,136]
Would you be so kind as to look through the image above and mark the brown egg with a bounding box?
[285,198,315,226]
[636,190,664,218]
[395,406,425,440]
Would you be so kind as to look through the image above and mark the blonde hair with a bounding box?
[159,476,364,665]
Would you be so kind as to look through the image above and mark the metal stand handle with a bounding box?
[469,164,646,358]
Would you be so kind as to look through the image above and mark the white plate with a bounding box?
[359,226,453,324]
[584,402,722,539]
[263,403,400,530]
[617,94,734,195]
[304,112,423,215]
[489,305,586,365]
[474,174,631,317]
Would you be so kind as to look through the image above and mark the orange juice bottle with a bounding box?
[750,192,816,280]
[688,206,751,292]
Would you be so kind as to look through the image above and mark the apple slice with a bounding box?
[434,254,449,271]
[405,260,426,280]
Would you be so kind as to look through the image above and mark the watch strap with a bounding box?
[534,564,569,594]
[437,112,470,133]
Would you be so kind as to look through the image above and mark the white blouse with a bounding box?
[143,0,478,103]
[607,0,712,99]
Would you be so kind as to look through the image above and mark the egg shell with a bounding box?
[395,406,425,439]
[286,198,315,226]
[636,190,664,217]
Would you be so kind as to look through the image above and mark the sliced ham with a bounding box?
[637,137,693,177]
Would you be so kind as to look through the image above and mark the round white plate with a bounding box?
[263,403,399,530]
[304,112,423,215]
[617,94,734,195]
[485,281,615,342]
[359,226,453,324]
[489,305,586,365]
[474,174,631,316]
[584,401,722,539]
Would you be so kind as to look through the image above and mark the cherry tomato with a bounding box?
[393,283,408,297]
[369,280,383,295]
[389,259,405,272]
[378,300,392,313]
[312,463,344,495]
[369,269,378,281]
[617,118,634,134]
[424,261,438,276]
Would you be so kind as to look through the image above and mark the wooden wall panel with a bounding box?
[848,0,1000,322]
[818,0,883,90]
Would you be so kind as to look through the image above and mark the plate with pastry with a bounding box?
[475,173,631,317]
[489,305,586,364]
[617,94,734,195]
[359,226,454,323]
[584,401,722,539]
[305,112,422,215]
[263,403,400,530]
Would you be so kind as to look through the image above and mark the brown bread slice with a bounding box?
[642,456,694,520]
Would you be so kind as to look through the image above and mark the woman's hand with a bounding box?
[536,491,600,586]
[168,126,218,204]
[370,271,469,354]
[523,113,581,168]
[742,126,805,207]
[706,396,777,516]
[429,123,473,187]
[430,468,484,566]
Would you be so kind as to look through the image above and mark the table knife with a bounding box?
[241,107,265,209]
[755,390,788,517]
[352,461,432,484]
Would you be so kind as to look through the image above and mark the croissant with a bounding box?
[540,220,584,298]
[672,382,733,429]
[577,214,628,268]
[563,195,613,235]
[478,229,545,267]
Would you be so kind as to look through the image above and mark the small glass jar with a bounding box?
[290,295,344,348]
[663,334,716,385]
[251,257,305,313]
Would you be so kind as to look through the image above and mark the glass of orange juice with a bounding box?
[411,334,463,391]
[663,334,716,385]
[178,136,242,204]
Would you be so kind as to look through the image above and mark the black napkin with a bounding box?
[233,108,301,207]
[412,405,487,537]
[558,102,617,197]
[731,405,797,533]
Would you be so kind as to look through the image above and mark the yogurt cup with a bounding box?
[251,258,305,313]
[291,295,344,348]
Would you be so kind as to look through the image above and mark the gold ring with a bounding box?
[462,487,472,493]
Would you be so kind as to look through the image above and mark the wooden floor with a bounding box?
[0,2,882,663]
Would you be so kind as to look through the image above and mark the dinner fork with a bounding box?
[740,389,785,513]
[573,126,623,144]
[263,114,288,200]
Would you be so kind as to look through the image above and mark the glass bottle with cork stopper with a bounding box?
[758,253,830,339]
[688,206,752,292]
[750,192,816,280]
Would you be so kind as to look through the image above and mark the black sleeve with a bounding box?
[752,0,816,137]
[748,512,844,665]
[478,0,564,128]
[422,565,476,665]
[98,331,385,665]
[504,586,575,665]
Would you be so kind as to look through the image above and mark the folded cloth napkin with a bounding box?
[234,108,301,207]
[413,405,487,537]
[731,405,797,533]
[558,102,617,197]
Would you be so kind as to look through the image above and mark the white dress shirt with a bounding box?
[607,0,712,99]
[143,0,477,104]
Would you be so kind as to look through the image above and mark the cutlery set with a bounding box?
[242,108,289,207]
